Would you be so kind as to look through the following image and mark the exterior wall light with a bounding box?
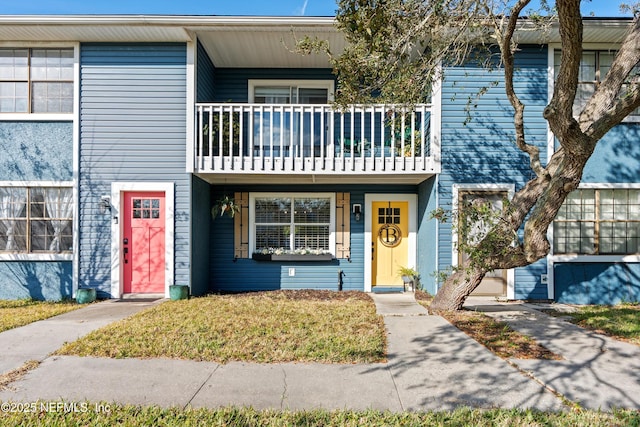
[352,203,362,221]
[99,195,111,214]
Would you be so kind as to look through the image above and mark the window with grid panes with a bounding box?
[553,188,640,255]
[0,48,74,113]
[554,50,640,118]
[254,196,331,252]
[0,186,73,253]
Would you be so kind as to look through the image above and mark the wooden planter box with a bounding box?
[252,253,333,262]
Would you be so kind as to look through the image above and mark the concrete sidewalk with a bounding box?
[1,293,563,411]
[0,298,162,374]
[465,297,640,410]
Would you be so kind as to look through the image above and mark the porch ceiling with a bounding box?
[195,173,435,186]
[192,21,346,68]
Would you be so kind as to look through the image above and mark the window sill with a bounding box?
[252,253,334,262]
[550,254,640,263]
[0,253,73,261]
[0,113,73,122]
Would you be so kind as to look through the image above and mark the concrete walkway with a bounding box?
[0,298,162,374]
[465,297,640,410]
[1,293,564,411]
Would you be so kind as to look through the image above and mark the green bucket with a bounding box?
[169,285,189,301]
[76,288,97,304]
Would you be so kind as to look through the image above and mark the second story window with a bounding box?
[554,49,639,118]
[254,86,329,104]
[249,80,334,104]
[0,48,74,114]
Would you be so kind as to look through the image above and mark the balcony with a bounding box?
[193,103,439,183]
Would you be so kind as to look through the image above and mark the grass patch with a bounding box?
[441,310,562,360]
[0,299,81,333]
[0,404,638,426]
[414,289,433,305]
[555,304,640,345]
[57,290,386,364]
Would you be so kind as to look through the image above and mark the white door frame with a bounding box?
[364,194,417,292]
[110,182,175,298]
[451,184,515,300]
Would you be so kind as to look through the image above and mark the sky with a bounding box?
[0,0,631,17]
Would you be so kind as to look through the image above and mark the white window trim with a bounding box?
[248,79,335,103]
[547,182,640,298]
[547,44,640,171]
[364,193,417,293]
[110,182,175,299]
[0,181,73,261]
[0,43,77,121]
[249,192,336,255]
[547,43,639,140]
[451,184,516,300]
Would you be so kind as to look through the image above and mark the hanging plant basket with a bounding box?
[211,195,240,219]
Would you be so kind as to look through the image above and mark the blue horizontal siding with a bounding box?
[197,41,216,102]
[582,124,640,183]
[0,122,73,181]
[417,177,438,295]
[438,46,549,297]
[208,184,416,293]
[191,175,211,296]
[515,259,548,300]
[78,43,189,296]
[0,261,72,300]
[555,263,640,305]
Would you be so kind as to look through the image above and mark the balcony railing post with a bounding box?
[269,105,274,171]
[280,106,285,170]
[379,105,385,171]
[207,106,214,170]
[238,105,244,169]
[391,108,396,171]
[259,105,264,170]
[310,105,315,171]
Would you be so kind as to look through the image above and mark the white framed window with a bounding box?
[0,48,74,114]
[551,48,640,120]
[250,192,336,255]
[0,183,73,255]
[553,187,640,255]
[248,80,334,104]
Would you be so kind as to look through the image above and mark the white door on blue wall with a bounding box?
[458,190,507,297]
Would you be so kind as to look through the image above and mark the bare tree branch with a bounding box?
[583,17,640,139]
[496,0,547,178]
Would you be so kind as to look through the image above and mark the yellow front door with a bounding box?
[372,201,409,287]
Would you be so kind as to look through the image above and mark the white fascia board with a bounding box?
[0,15,336,27]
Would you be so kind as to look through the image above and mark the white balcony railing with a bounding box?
[194,103,438,175]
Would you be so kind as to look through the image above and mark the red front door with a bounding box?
[123,192,166,294]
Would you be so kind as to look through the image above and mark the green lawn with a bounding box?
[0,300,81,333]
[564,304,640,345]
[0,404,637,426]
[56,290,386,364]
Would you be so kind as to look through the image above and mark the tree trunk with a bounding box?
[429,261,486,312]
